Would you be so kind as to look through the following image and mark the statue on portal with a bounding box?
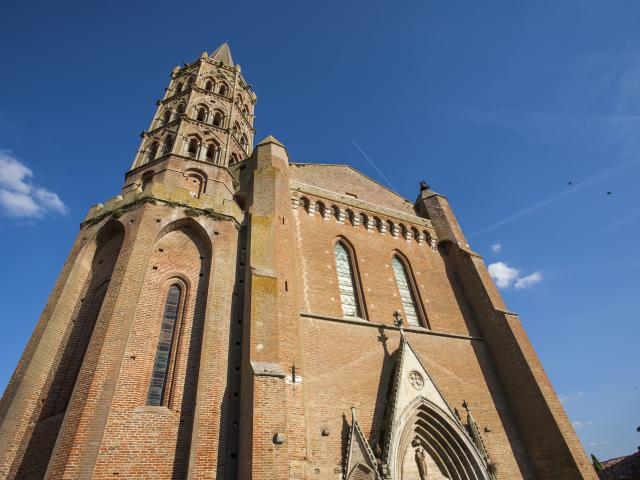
[413,438,429,480]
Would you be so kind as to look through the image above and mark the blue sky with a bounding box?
[1,0,639,460]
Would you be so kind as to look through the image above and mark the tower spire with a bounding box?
[210,42,234,66]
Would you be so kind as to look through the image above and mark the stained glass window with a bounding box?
[334,242,362,318]
[392,255,420,326]
[147,284,181,406]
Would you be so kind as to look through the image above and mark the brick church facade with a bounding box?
[0,44,596,479]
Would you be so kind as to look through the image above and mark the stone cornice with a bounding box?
[290,180,434,230]
[300,312,483,342]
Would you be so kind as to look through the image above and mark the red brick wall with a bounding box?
[290,204,535,479]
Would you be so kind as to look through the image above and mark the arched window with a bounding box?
[186,138,200,158]
[218,83,228,96]
[205,80,214,92]
[240,134,249,153]
[147,284,182,406]
[212,111,224,127]
[196,106,208,122]
[243,104,250,116]
[162,135,174,155]
[205,142,220,164]
[230,153,239,164]
[334,241,364,318]
[175,82,183,93]
[162,110,171,125]
[176,103,186,115]
[232,122,240,134]
[141,170,154,190]
[147,141,158,163]
[391,255,421,327]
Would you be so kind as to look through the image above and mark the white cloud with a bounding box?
[515,271,543,289]
[491,243,502,252]
[488,261,543,290]
[0,151,67,218]
[559,390,585,404]
[572,420,592,429]
[487,262,520,288]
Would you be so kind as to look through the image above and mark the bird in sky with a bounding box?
[568,181,573,186]
[607,191,612,195]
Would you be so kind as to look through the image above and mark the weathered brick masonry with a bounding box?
[0,44,596,479]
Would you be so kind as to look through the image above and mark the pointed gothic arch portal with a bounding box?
[393,398,491,480]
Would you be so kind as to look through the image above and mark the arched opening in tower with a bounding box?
[13,220,125,479]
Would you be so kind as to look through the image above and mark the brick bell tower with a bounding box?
[0,43,254,479]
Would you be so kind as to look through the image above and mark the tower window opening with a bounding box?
[206,143,221,164]
[392,255,422,327]
[196,106,208,122]
[334,241,364,318]
[218,83,228,96]
[212,111,224,127]
[162,110,171,125]
[141,171,154,190]
[187,138,200,159]
[176,82,183,93]
[230,153,239,164]
[162,136,174,155]
[146,142,159,163]
[147,284,181,406]
[205,80,214,92]
[240,134,249,153]
[176,103,186,115]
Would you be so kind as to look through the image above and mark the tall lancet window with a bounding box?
[334,241,363,318]
[392,255,421,327]
[148,284,181,406]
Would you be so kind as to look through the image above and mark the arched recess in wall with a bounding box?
[393,398,491,480]
[13,219,126,479]
[139,217,212,476]
[333,237,367,320]
[183,169,207,199]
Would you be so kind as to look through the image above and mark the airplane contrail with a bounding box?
[470,157,638,238]
[352,141,397,192]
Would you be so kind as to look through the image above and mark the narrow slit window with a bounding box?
[392,255,421,326]
[147,284,181,406]
[334,242,362,318]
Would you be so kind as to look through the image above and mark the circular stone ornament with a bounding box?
[409,370,424,390]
